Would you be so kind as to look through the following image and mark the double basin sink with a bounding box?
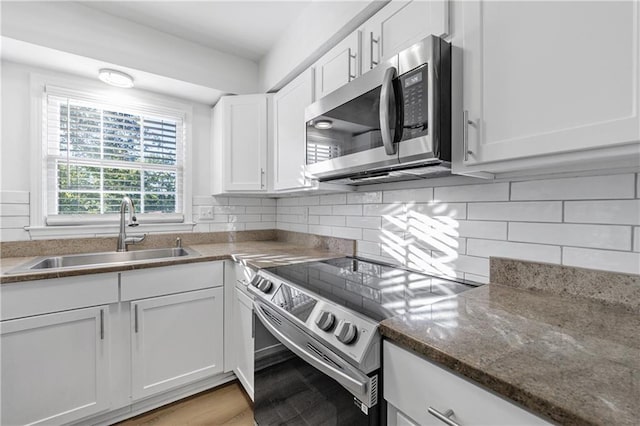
[8,247,200,274]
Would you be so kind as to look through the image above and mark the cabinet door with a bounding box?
[223,95,268,191]
[362,0,449,75]
[233,286,254,400]
[1,306,110,425]
[315,31,360,99]
[131,287,224,400]
[273,68,315,191]
[461,1,640,166]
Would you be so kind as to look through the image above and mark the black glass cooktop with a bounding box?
[265,257,478,322]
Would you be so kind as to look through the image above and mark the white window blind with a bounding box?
[44,86,186,223]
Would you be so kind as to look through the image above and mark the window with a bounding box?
[43,86,187,224]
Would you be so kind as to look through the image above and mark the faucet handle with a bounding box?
[125,234,146,245]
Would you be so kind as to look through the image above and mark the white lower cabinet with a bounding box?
[131,287,224,400]
[1,306,110,425]
[384,341,550,426]
[233,286,254,400]
[0,261,226,425]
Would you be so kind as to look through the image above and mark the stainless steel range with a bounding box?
[249,257,479,425]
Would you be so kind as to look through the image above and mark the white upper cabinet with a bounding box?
[314,31,361,99]
[361,0,449,75]
[273,68,315,191]
[455,1,640,174]
[212,95,268,194]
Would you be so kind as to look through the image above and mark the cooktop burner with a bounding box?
[264,257,477,322]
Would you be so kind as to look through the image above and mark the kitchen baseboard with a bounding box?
[70,372,236,426]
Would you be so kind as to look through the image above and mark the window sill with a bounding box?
[25,222,195,240]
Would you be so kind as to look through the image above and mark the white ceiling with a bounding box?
[1,37,225,105]
[81,1,312,61]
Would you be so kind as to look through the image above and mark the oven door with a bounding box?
[253,301,379,426]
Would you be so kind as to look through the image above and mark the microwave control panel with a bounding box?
[399,65,429,141]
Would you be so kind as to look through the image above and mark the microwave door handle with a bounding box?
[380,66,398,155]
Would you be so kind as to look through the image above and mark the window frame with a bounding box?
[29,73,194,237]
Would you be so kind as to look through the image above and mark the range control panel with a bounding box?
[248,272,380,372]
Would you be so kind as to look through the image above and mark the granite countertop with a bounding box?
[380,259,640,426]
[0,240,348,284]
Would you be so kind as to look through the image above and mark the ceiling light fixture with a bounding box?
[98,68,134,88]
[314,119,333,130]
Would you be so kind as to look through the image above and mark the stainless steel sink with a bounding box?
[8,247,200,273]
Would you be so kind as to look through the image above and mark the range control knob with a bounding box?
[249,275,262,287]
[315,311,336,331]
[257,278,273,293]
[334,321,358,345]
[250,276,272,293]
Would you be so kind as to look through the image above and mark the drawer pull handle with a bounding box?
[428,407,460,426]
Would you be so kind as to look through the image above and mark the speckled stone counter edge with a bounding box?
[0,229,355,259]
[379,323,594,426]
[490,256,640,311]
[0,230,355,283]
[0,230,277,258]
[381,257,640,425]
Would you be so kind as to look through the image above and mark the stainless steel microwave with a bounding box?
[305,35,451,184]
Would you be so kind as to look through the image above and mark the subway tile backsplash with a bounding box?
[0,191,30,242]
[192,196,276,232]
[277,173,640,281]
[2,173,639,280]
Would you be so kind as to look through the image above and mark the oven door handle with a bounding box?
[380,66,398,155]
[253,301,368,396]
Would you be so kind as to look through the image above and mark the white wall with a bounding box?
[1,1,259,95]
[277,173,640,279]
[0,60,214,195]
[259,1,388,91]
[0,61,275,241]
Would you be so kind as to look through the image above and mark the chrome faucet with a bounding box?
[117,196,146,252]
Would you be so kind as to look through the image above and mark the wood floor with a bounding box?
[116,381,254,426]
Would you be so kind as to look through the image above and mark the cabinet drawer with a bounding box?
[121,262,223,301]
[0,273,118,321]
[383,341,549,425]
